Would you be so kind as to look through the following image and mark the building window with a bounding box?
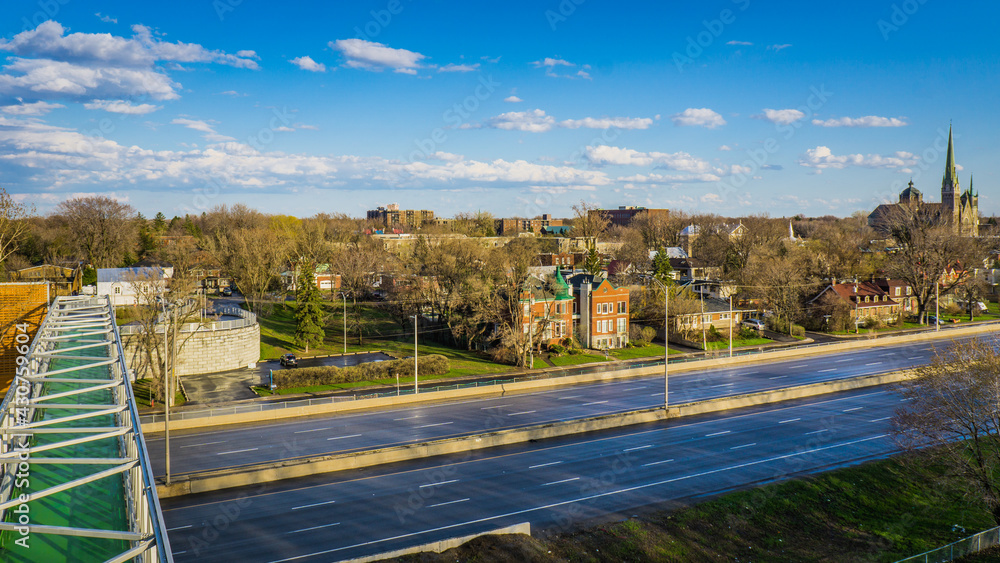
[113,286,121,295]
[895,287,901,296]
[617,318,626,333]
[618,301,626,314]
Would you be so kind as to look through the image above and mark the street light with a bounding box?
[341,291,348,355]
[411,314,419,394]
[650,277,669,410]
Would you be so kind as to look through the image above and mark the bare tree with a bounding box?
[56,196,138,268]
[893,338,1000,523]
[207,226,289,316]
[0,187,33,272]
[570,200,610,240]
[481,237,539,366]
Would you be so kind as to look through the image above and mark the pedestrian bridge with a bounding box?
[0,296,172,562]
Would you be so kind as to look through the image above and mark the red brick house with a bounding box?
[568,273,630,350]
[520,268,575,347]
[809,280,900,323]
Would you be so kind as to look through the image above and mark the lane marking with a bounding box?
[740,371,759,375]
[529,461,562,469]
[641,459,674,467]
[419,479,458,488]
[711,383,735,388]
[428,498,470,508]
[167,524,192,531]
[768,375,788,380]
[843,407,863,412]
[706,430,731,437]
[415,422,453,429]
[899,398,913,402]
[180,441,226,448]
[327,434,362,441]
[542,477,580,487]
[294,427,332,434]
[622,386,647,391]
[688,379,706,382]
[731,443,757,450]
[581,401,609,406]
[805,429,829,435]
[480,405,511,410]
[393,415,421,421]
[557,396,582,400]
[907,356,923,360]
[818,369,836,373]
[508,411,536,416]
[778,418,801,424]
[835,359,850,363]
[866,362,883,366]
[623,445,652,452]
[880,353,895,357]
[790,364,808,368]
[649,392,665,396]
[287,522,340,534]
[263,435,891,563]
[217,448,258,455]
[870,417,891,423]
[291,500,336,510]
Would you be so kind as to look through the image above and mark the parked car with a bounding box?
[742,318,766,331]
[279,353,298,367]
[927,315,941,326]
[221,287,232,296]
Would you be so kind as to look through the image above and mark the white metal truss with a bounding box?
[0,296,172,562]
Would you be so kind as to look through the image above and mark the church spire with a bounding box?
[943,124,957,188]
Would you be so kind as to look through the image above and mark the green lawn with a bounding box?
[131,378,185,408]
[609,344,683,360]
[704,337,772,350]
[547,352,609,367]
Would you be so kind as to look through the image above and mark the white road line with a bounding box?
[287,522,340,534]
[327,434,362,441]
[778,418,801,424]
[880,353,895,357]
[870,417,891,423]
[835,359,851,363]
[542,477,580,487]
[393,415,421,421]
[180,441,226,448]
[557,396,582,400]
[818,369,836,373]
[167,524,192,531]
[294,427,332,434]
[731,443,757,450]
[711,383,735,388]
[865,362,882,366]
[581,401,609,406]
[529,461,562,469]
[642,459,674,467]
[907,356,923,360]
[508,411,536,416]
[217,448,258,455]
[843,407,863,412]
[623,445,652,452]
[480,405,511,410]
[263,435,889,563]
[622,386,647,391]
[650,392,665,396]
[428,498,470,508]
[415,422,453,428]
[291,500,336,510]
[805,429,829,435]
[790,364,808,368]
[740,371,759,375]
[419,479,458,488]
[173,551,187,555]
[900,398,913,402]
[688,379,706,382]
[706,430,731,437]
[768,375,788,380]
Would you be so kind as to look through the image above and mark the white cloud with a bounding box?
[798,146,918,170]
[726,40,753,46]
[531,57,591,79]
[84,99,161,114]
[618,172,721,184]
[558,116,654,130]
[532,58,574,68]
[754,108,805,125]
[701,193,725,204]
[95,13,117,24]
[504,95,523,103]
[670,108,726,129]
[423,151,464,162]
[584,146,712,173]
[811,115,908,128]
[296,123,319,130]
[0,57,180,100]
[219,90,247,97]
[438,63,480,73]
[484,109,555,133]
[171,118,235,142]
[718,145,732,151]
[289,55,326,72]
[768,44,792,51]
[329,38,425,74]
[0,100,64,115]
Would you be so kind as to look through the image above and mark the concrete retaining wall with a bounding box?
[142,322,995,434]
[343,523,531,563]
[156,369,916,498]
[124,322,259,378]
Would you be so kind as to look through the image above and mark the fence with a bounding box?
[120,306,256,335]
[895,526,1000,563]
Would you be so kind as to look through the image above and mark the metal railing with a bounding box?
[120,306,257,335]
[895,525,1000,563]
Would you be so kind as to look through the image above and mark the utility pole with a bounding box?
[165,306,172,486]
[342,291,347,355]
[699,284,707,352]
[664,283,669,409]
[729,295,733,358]
[935,281,940,332]
[412,315,419,394]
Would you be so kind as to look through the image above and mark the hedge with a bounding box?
[272,354,449,389]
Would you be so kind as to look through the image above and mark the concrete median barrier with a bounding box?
[156,368,916,498]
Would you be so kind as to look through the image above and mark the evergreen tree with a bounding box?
[652,246,674,285]
[294,261,326,352]
[584,240,602,275]
[153,212,167,232]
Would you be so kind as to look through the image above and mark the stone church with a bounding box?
[869,126,979,237]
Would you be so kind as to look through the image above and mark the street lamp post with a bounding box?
[412,315,419,394]
[341,291,347,355]
[651,278,669,410]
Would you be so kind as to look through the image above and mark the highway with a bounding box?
[146,335,956,476]
[159,385,903,562]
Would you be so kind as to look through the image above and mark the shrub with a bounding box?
[272,354,450,389]
[738,327,758,340]
[549,343,566,355]
[706,325,724,342]
[631,339,648,347]
[641,326,657,342]
[863,317,883,329]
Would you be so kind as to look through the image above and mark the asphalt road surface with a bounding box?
[145,334,960,477]
[160,385,902,562]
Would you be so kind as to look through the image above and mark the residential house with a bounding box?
[809,280,900,325]
[872,278,917,315]
[10,264,82,297]
[520,268,574,347]
[282,263,343,292]
[97,267,167,307]
[567,272,630,350]
[538,252,579,268]
[668,257,721,281]
[670,296,754,337]
[678,222,747,258]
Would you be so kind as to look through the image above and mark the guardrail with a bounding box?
[120,306,257,335]
[895,525,1000,563]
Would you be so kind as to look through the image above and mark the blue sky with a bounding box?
[2,0,998,219]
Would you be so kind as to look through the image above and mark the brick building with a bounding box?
[495,214,566,236]
[0,282,51,393]
[568,273,630,349]
[367,203,434,228]
[589,206,668,228]
[520,268,574,347]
